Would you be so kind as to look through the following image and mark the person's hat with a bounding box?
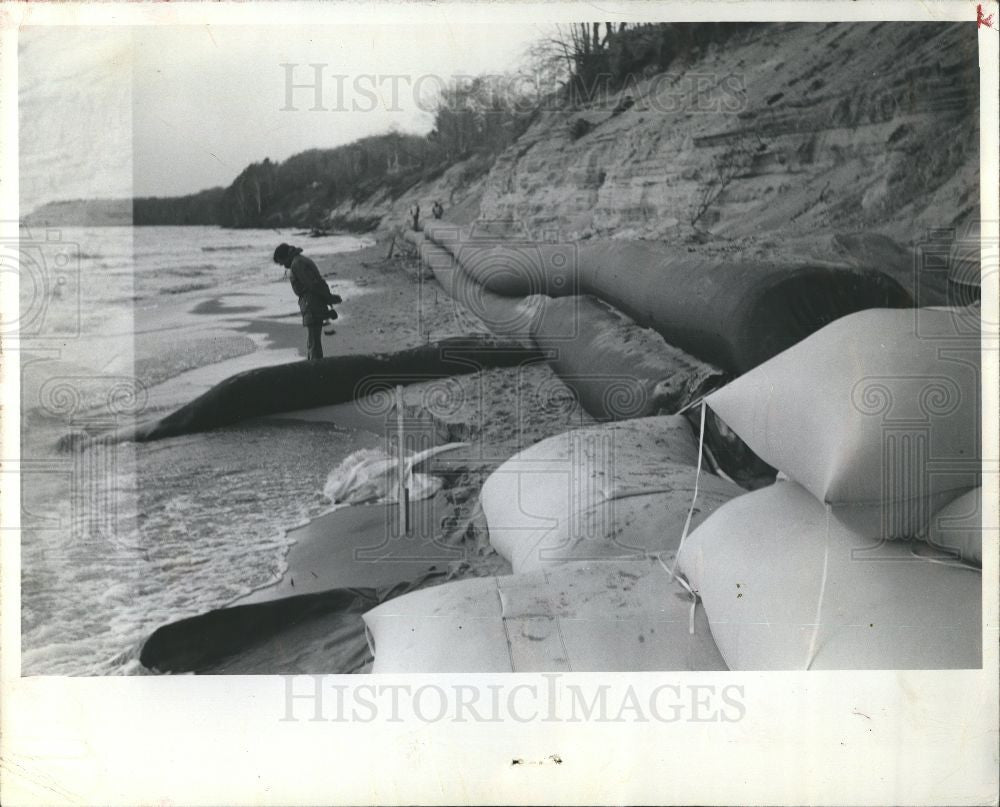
[273,243,302,263]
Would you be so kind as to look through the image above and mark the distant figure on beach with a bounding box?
[409,202,421,230]
[273,243,342,361]
[431,200,444,220]
[611,93,635,117]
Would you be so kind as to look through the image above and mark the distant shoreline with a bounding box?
[19,216,372,238]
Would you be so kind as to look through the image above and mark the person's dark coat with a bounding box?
[288,254,336,325]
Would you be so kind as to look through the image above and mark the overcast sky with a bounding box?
[19,23,547,212]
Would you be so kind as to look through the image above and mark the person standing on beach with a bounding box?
[273,242,340,361]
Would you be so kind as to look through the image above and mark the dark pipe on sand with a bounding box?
[127,335,543,442]
[420,224,914,375]
[139,587,379,673]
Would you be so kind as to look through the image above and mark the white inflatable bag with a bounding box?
[707,307,979,537]
[363,559,727,672]
[481,417,744,573]
[677,482,981,670]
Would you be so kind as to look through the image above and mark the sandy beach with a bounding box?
[91,206,980,678]
[7,17,993,807]
[13,18,983,682]
[128,235,603,674]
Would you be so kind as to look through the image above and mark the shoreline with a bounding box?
[132,237,600,674]
[53,221,974,676]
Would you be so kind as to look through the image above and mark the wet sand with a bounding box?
[133,240,481,417]
[239,493,468,605]
[137,238,597,673]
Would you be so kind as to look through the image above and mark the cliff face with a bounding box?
[346,20,978,278]
[474,22,978,251]
[326,152,492,230]
[27,21,979,256]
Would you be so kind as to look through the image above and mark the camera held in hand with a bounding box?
[323,293,343,334]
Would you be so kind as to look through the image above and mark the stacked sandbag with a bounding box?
[480,417,745,574]
[924,486,983,567]
[363,558,726,673]
[706,306,980,538]
[676,482,982,670]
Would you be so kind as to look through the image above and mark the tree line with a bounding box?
[124,23,763,229]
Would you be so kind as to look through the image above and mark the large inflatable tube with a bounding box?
[677,482,982,670]
[418,241,724,419]
[480,417,745,573]
[706,307,980,538]
[947,239,981,306]
[420,241,545,340]
[419,240,546,339]
[423,222,585,298]
[423,225,913,374]
[130,336,542,441]
[451,241,577,298]
[576,241,913,374]
[402,228,426,247]
[140,586,379,673]
[363,558,727,672]
[421,221,467,251]
[535,295,724,419]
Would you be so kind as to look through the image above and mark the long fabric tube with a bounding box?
[420,223,913,374]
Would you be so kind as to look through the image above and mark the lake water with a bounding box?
[18,225,377,675]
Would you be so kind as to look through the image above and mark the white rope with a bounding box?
[701,442,735,484]
[675,393,707,416]
[669,399,707,580]
[908,542,981,572]
[647,400,709,636]
[804,504,832,671]
[799,512,979,670]
[655,554,698,635]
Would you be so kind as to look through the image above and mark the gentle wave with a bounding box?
[22,419,380,676]
[20,225,376,675]
[159,280,219,295]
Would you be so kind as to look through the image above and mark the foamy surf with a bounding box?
[22,413,379,676]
